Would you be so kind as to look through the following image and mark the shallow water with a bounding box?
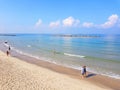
[0,34,120,79]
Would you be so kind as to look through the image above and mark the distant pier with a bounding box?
[54,34,101,38]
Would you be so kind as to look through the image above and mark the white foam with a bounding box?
[101,73,120,79]
[4,43,9,47]
[64,53,85,58]
[11,46,58,64]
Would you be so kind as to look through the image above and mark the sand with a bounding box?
[0,51,113,90]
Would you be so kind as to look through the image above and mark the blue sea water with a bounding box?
[0,34,120,79]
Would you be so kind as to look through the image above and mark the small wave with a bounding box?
[101,73,120,79]
[11,47,39,59]
[64,53,85,58]
[89,69,120,79]
[10,47,57,63]
[3,43,9,47]
[3,43,12,50]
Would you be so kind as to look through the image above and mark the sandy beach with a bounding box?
[0,50,119,90]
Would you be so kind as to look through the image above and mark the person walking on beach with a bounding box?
[81,66,87,78]
[4,41,11,56]
[6,50,9,56]
[7,46,11,56]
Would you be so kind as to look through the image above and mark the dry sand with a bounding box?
[0,51,112,90]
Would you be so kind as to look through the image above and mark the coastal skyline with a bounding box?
[0,0,120,34]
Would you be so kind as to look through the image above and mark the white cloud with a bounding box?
[62,16,80,27]
[82,22,94,28]
[101,14,119,28]
[34,14,120,30]
[35,19,42,28]
[49,20,60,28]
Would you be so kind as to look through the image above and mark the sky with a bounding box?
[0,0,120,34]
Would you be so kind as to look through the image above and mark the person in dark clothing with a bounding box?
[81,66,87,78]
[6,50,9,56]
[9,46,11,51]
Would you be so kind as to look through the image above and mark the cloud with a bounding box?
[49,20,60,28]
[62,16,80,27]
[35,19,42,28]
[101,14,119,28]
[34,14,120,30]
[82,22,94,28]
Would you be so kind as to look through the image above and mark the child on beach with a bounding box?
[81,66,87,78]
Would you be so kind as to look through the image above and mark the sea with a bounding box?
[0,34,120,79]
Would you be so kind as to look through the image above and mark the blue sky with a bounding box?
[0,0,120,34]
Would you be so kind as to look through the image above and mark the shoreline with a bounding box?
[6,49,120,90]
[0,50,112,90]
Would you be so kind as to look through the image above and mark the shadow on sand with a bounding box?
[86,73,96,78]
